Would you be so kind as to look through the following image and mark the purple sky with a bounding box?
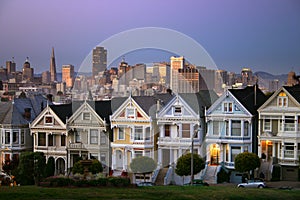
[0,0,299,74]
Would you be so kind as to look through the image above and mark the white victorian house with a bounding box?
[205,86,267,183]
[258,85,300,181]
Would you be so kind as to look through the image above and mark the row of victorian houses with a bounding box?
[1,84,300,184]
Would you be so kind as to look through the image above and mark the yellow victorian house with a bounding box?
[110,94,172,173]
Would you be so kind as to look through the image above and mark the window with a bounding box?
[13,131,19,144]
[264,119,271,131]
[284,116,295,131]
[134,151,143,158]
[38,132,46,146]
[284,143,294,158]
[21,130,25,144]
[223,102,233,112]
[100,133,106,144]
[118,128,125,140]
[126,108,135,119]
[61,135,66,146]
[83,113,91,120]
[90,129,98,144]
[278,92,288,107]
[225,120,229,136]
[231,146,241,162]
[165,125,170,137]
[5,131,10,144]
[145,127,150,140]
[75,131,81,143]
[213,121,219,135]
[44,116,53,124]
[231,120,241,136]
[144,150,151,157]
[100,153,106,164]
[244,121,249,136]
[90,153,98,160]
[182,124,190,138]
[48,134,54,146]
[134,126,143,140]
[174,106,182,116]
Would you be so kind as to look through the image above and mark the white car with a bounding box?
[237,179,266,188]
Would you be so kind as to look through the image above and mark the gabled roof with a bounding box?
[49,103,73,123]
[0,94,48,126]
[179,90,219,114]
[229,85,267,115]
[283,85,300,103]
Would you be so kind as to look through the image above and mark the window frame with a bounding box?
[90,129,98,144]
[118,127,125,140]
[44,115,54,125]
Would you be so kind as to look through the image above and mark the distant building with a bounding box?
[178,67,199,93]
[50,47,57,82]
[42,71,51,84]
[92,46,107,77]
[152,62,170,86]
[170,56,185,93]
[269,79,279,92]
[22,57,34,82]
[6,59,16,74]
[241,68,256,86]
[287,71,299,86]
[197,67,215,90]
[62,64,75,88]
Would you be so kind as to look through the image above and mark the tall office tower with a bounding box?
[92,46,107,77]
[215,70,228,94]
[22,57,34,81]
[287,71,299,86]
[118,58,130,85]
[62,64,75,88]
[6,59,16,74]
[178,67,199,93]
[170,56,185,93]
[152,62,170,86]
[42,71,51,84]
[197,66,216,90]
[241,68,254,86]
[50,47,57,82]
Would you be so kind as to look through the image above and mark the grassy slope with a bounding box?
[0,185,299,200]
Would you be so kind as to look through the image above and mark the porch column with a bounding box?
[124,149,127,170]
[10,130,12,146]
[272,142,276,160]
[46,133,49,147]
[158,148,162,168]
[220,144,224,163]
[241,120,244,137]
[67,151,71,170]
[281,142,284,159]
[18,130,21,145]
[294,143,297,160]
[112,149,116,170]
[170,147,173,165]
[258,140,261,158]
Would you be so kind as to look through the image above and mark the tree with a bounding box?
[234,152,260,179]
[130,156,156,181]
[45,157,55,177]
[175,153,205,184]
[72,159,103,174]
[16,152,46,185]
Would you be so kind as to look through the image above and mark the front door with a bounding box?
[210,144,220,165]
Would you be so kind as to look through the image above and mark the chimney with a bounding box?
[24,108,31,120]
[46,94,53,102]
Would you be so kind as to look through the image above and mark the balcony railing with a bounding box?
[68,143,85,149]
[158,137,200,144]
[283,150,294,158]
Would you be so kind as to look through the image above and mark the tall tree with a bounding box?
[235,152,260,179]
[175,153,205,184]
[130,156,156,181]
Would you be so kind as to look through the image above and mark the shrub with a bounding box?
[108,177,131,186]
[217,168,230,183]
[45,177,74,187]
[271,165,281,181]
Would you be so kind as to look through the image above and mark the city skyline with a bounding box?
[0,0,299,74]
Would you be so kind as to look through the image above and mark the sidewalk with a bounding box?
[266,181,300,189]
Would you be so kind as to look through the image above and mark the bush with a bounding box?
[108,177,131,187]
[271,165,281,181]
[44,177,74,187]
[217,168,230,183]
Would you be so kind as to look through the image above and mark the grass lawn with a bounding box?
[0,185,299,200]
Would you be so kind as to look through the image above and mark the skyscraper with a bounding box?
[170,56,185,93]
[6,58,16,74]
[50,47,57,82]
[62,64,75,88]
[92,46,107,77]
[22,57,34,81]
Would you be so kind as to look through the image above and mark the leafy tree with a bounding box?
[16,152,46,185]
[72,159,103,174]
[130,156,156,181]
[175,153,205,183]
[45,157,55,177]
[234,152,260,179]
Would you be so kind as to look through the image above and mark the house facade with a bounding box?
[258,85,300,181]
[205,86,267,183]
[0,94,47,171]
[30,101,111,175]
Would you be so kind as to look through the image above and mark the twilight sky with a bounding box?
[0,0,299,74]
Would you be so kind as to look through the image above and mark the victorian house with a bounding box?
[30,100,111,175]
[156,91,218,185]
[0,93,47,171]
[204,86,267,183]
[258,85,300,181]
[110,94,172,173]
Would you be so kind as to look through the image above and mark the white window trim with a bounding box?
[82,112,91,120]
[277,97,288,107]
[126,107,136,119]
[173,106,183,116]
[90,129,98,144]
[263,119,271,132]
[44,115,54,125]
[223,102,233,113]
[118,128,125,140]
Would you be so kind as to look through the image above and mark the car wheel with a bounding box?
[238,185,244,188]
[258,185,264,188]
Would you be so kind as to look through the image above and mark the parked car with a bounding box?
[137,182,155,186]
[185,179,209,186]
[237,179,266,188]
[0,171,12,185]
